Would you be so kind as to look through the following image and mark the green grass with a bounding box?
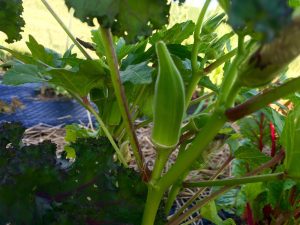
[0,1,299,77]
[0,1,203,56]
[0,0,94,56]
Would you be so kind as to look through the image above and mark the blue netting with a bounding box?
[0,83,92,127]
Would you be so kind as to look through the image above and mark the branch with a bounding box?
[183,172,285,188]
[41,0,92,60]
[185,0,212,105]
[226,76,300,121]
[168,155,233,223]
[203,48,237,75]
[168,150,285,225]
[99,27,150,181]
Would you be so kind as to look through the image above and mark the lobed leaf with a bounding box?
[120,61,153,85]
[0,0,25,43]
[65,0,170,43]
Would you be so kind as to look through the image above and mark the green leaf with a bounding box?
[0,124,166,225]
[281,104,300,178]
[218,0,230,12]
[0,122,25,149]
[216,188,240,213]
[107,101,121,125]
[48,59,107,97]
[65,124,96,143]
[3,64,47,85]
[234,146,271,164]
[239,115,272,149]
[64,146,76,159]
[202,13,226,35]
[228,0,293,42]
[266,179,296,208]
[201,201,236,225]
[91,29,105,58]
[199,76,219,93]
[115,37,147,62]
[26,35,62,67]
[0,0,25,43]
[120,61,153,84]
[65,0,170,42]
[149,21,195,45]
[289,0,300,7]
[0,46,37,65]
[201,201,223,224]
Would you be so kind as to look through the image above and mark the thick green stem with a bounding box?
[141,148,172,224]
[41,0,92,60]
[158,109,227,192]
[226,76,300,121]
[186,0,211,105]
[99,27,149,180]
[142,187,164,225]
[164,144,189,215]
[151,148,172,182]
[184,172,285,188]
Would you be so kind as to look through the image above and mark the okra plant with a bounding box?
[1,0,300,224]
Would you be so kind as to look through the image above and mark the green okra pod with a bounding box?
[151,41,185,149]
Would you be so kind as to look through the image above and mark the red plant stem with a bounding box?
[36,176,98,202]
[225,76,300,121]
[289,186,297,206]
[294,208,300,219]
[270,122,276,157]
[82,96,91,106]
[259,113,265,152]
[244,202,255,225]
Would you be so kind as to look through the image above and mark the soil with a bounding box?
[35,86,70,101]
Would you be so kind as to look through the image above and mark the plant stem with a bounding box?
[41,0,92,60]
[183,172,285,188]
[203,48,237,75]
[141,148,173,224]
[158,109,227,192]
[186,0,211,105]
[188,92,215,106]
[99,27,149,181]
[226,76,300,121]
[151,148,172,182]
[168,150,285,225]
[68,92,128,167]
[115,85,147,138]
[168,155,233,223]
[217,37,245,107]
[142,187,164,225]
[169,186,230,225]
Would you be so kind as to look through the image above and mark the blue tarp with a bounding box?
[0,83,91,127]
